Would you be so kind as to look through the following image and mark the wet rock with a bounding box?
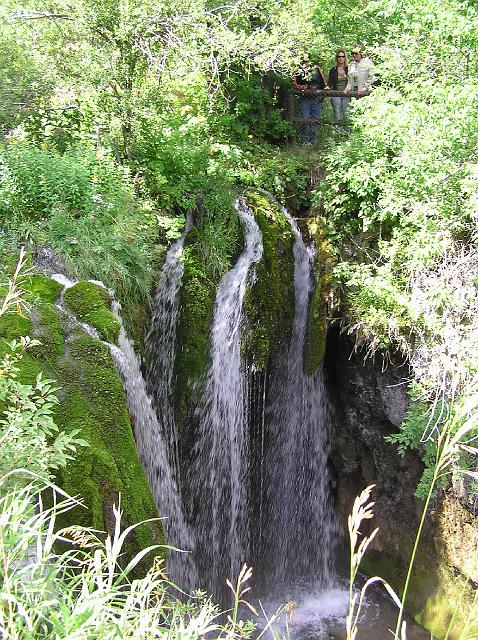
[324,327,478,639]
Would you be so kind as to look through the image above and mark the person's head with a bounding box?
[336,50,347,66]
[351,45,363,62]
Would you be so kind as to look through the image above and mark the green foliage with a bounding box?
[0,476,271,640]
[231,143,315,214]
[24,105,85,152]
[315,0,478,495]
[194,179,242,280]
[0,142,163,333]
[386,387,478,500]
[217,71,294,142]
[0,22,55,135]
[131,107,212,211]
[0,142,145,223]
[0,337,84,488]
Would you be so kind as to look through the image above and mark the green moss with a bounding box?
[68,334,112,367]
[86,307,121,344]
[7,352,43,386]
[57,415,119,530]
[63,281,120,344]
[31,302,65,358]
[304,218,333,375]
[363,549,476,639]
[53,332,164,551]
[24,275,63,304]
[174,236,216,420]
[0,312,33,342]
[242,191,295,370]
[0,266,163,557]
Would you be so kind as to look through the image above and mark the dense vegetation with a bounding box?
[1,0,478,636]
[316,0,478,500]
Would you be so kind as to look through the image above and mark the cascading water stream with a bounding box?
[260,206,336,590]
[193,199,263,598]
[145,214,192,485]
[110,304,198,591]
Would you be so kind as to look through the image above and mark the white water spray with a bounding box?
[145,214,192,483]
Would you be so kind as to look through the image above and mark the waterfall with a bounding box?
[133,194,334,598]
[145,213,192,484]
[193,199,263,598]
[110,216,198,590]
[110,306,198,591]
[260,209,335,589]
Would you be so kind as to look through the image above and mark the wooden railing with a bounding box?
[286,89,369,123]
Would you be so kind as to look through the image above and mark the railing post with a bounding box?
[286,91,295,122]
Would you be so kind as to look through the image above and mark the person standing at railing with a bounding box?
[292,58,329,144]
[343,45,375,96]
[327,50,349,123]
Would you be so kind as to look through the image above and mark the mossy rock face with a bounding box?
[242,191,295,370]
[0,312,33,342]
[30,302,65,358]
[0,271,163,558]
[63,281,120,344]
[304,217,334,375]
[173,203,242,430]
[54,334,163,552]
[174,230,217,424]
[362,547,477,639]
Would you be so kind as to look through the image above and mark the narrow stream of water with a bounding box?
[260,208,336,590]
[192,198,263,597]
[145,213,192,486]
[109,309,198,591]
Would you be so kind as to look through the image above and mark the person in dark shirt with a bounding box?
[292,58,329,143]
[327,50,350,123]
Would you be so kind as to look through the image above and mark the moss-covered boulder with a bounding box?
[242,191,296,370]
[63,281,120,344]
[0,272,163,556]
[25,274,63,304]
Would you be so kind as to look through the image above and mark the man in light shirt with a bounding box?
[343,45,375,96]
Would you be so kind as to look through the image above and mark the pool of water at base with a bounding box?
[251,577,431,640]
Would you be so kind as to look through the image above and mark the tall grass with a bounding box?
[0,143,164,314]
[0,472,286,640]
